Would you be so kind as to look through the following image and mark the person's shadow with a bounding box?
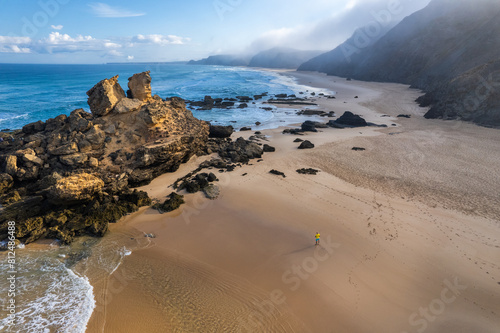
[284,244,317,255]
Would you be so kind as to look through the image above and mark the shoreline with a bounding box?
[85,70,500,332]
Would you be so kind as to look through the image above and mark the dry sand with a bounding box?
[87,71,500,333]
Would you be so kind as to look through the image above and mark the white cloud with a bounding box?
[46,32,94,44]
[0,36,31,44]
[89,3,145,18]
[51,25,64,30]
[0,31,189,60]
[132,34,191,45]
[104,42,121,49]
[107,50,123,57]
[0,36,32,53]
[37,32,105,54]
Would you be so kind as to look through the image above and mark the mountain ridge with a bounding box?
[299,0,500,127]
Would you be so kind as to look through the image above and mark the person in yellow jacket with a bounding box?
[315,232,320,245]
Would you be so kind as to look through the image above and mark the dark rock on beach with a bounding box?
[298,140,315,149]
[263,144,276,152]
[270,169,286,178]
[217,137,263,163]
[333,111,368,127]
[209,125,234,138]
[153,192,185,213]
[296,168,320,175]
[301,121,319,132]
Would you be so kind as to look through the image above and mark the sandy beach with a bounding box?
[86,71,500,333]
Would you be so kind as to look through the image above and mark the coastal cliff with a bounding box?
[299,0,500,127]
[0,71,209,244]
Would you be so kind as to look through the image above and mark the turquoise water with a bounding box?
[0,63,327,131]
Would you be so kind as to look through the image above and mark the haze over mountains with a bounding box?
[188,47,323,69]
[300,0,500,127]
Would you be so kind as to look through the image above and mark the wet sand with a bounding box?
[86,71,500,333]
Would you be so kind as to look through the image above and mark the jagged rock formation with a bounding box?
[128,71,152,101]
[299,0,500,127]
[86,75,126,117]
[0,72,209,244]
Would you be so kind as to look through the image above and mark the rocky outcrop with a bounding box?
[217,137,263,163]
[114,98,143,114]
[0,72,210,245]
[0,173,13,194]
[128,71,152,101]
[332,111,367,127]
[209,125,234,138]
[86,75,126,117]
[301,121,319,132]
[48,173,104,204]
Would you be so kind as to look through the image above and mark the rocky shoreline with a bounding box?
[0,72,272,246]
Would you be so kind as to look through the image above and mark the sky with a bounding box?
[0,0,431,64]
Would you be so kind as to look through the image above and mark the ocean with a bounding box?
[0,63,328,131]
[0,63,332,332]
